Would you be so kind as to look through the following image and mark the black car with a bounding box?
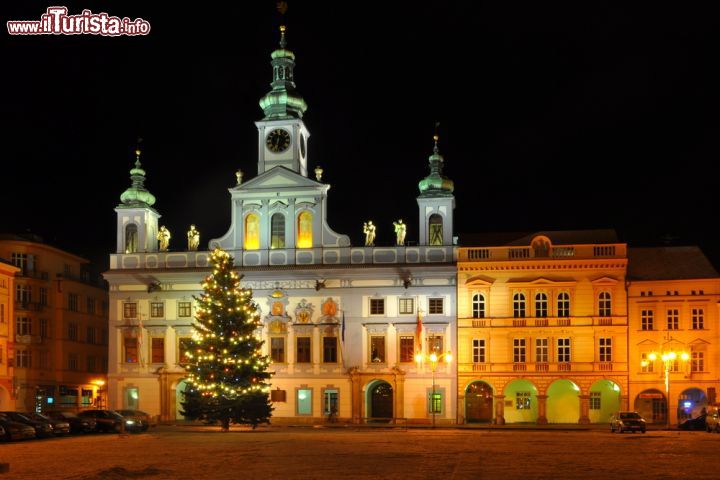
[45,411,96,434]
[0,411,53,437]
[0,414,38,441]
[27,412,71,435]
[679,415,707,431]
[77,409,144,433]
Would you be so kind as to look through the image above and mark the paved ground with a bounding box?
[1,425,719,479]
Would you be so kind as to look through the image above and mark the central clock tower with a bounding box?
[256,25,311,177]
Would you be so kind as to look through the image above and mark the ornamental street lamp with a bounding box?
[646,350,689,429]
[415,350,452,428]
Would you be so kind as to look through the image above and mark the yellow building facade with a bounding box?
[627,247,720,425]
[0,235,109,411]
[457,231,629,424]
[0,259,20,409]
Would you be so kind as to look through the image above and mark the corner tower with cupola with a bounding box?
[417,134,455,246]
[114,148,160,254]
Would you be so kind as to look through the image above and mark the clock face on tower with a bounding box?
[265,128,291,153]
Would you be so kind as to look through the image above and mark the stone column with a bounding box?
[494,394,506,425]
[536,394,548,424]
[349,369,361,424]
[579,394,591,424]
[457,393,465,425]
[621,394,629,412]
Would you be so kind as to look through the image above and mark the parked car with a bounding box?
[679,415,706,431]
[610,411,647,433]
[705,406,720,433]
[0,411,53,437]
[77,409,144,433]
[115,409,156,431]
[0,414,37,441]
[45,411,96,434]
[27,412,71,435]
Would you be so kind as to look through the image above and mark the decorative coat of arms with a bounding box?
[294,299,314,324]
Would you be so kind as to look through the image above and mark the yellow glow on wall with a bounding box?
[245,214,260,250]
[297,211,313,248]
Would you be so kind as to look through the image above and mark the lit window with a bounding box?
[428,391,443,414]
[178,302,192,317]
[151,338,165,364]
[150,302,164,318]
[270,213,286,249]
[427,336,443,357]
[244,213,260,250]
[398,298,414,315]
[370,336,386,363]
[516,391,531,409]
[428,214,443,245]
[124,337,138,363]
[297,388,312,415]
[641,352,654,373]
[296,211,313,248]
[123,303,137,319]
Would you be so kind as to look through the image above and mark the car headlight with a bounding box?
[125,420,135,425]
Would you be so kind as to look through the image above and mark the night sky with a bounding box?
[2,2,719,269]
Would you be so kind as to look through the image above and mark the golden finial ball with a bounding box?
[135,149,142,156]
[433,134,439,142]
[280,25,286,33]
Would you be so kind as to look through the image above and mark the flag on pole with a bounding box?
[341,310,346,344]
[137,312,145,367]
[416,309,424,354]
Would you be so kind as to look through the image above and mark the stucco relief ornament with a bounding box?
[157,225,171,252]
[320,298,339,323]
[294,299,314,324]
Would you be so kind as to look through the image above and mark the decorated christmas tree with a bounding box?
[181,248,273,430]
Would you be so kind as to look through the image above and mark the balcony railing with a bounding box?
[459,243,626,262]
[459,361,627,374]
[14,301,45,311]
[15,270,49,280]
[459,316,627,328]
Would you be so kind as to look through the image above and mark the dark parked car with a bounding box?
[610,411,647,433]
[78,409,144,433]
[679,415,707,431]
[27,412,71,435]
[0,414,37,441]
[0,411,53,437]
[115,410,156,431]
[45,411,96,434]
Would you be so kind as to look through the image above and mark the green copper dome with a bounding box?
[119,150,156,208]
[259,26,308,120]
[418,137,454,196]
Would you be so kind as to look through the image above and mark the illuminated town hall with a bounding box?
[103,24,719,426]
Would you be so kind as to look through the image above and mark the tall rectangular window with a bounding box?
[86,355,96,373]
[692,308,705,330]
[16,316,31,335]
[150,302,164,318]
[16,284,31,304]
[16,349,31,368]
[513,338,526,363]
[557,338,571,363]
[536,338,548,363]
[296,337,311,364]
[123,302,137,319]
[124,337,138,363]
[369,298,385,315]
[86,298,95,315]
[151,337,165,364]
[535,294,548,318]
[692,351,705,372]
[11,252,28,272]
[427,336,443,356]
[641,352,654,373]
[516,391,531,409]
[428,391,443,414]
[86,327,95,344]
[589,392,601,410]
[641,310,654,330]
[68,323,78,341]
[398,298,414,315]
[39,318,48,338]
[270,337,285,363]
[370,336,386,363]
[667,309,679,330]
[39,287,48,306]
[599,337,612,362]
[297,389,312,415]
[557,293,570,317]
[428,298,444,315]
[270,213,286,249]
[323,389,339,416]
[399,336,415,363]
[178,302,192,317]
[68,353,78,371]
[68,293,78,312]
[472,339,486,363]
[323,337,337,363]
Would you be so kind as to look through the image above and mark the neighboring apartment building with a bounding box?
[457,231,628,424]
[103,27,458,425]
[0,259,20,410]
[0,234,109,412]
[627,246,720,424]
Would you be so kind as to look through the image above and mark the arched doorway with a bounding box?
[175,380,189,421]
[503,379,538,423]
[678,388,707,421]
[588,380,621,423]
[547,379,580,423]
[634,389,666,424]
[367,381,393,422]
[465,381,494,423]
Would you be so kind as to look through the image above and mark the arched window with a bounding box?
[297,211,313,248]
[513,293,526,318]
[535,293,548,318]
[429,214,443,245]
[472,293,485,319]
[599,292,612,316]
[244,213,260,250]
[125,224,138,254]
[270,213,285,249]
[557,292,570,317]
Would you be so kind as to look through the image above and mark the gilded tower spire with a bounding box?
[119,142,156,208]
[418,123,454,196]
